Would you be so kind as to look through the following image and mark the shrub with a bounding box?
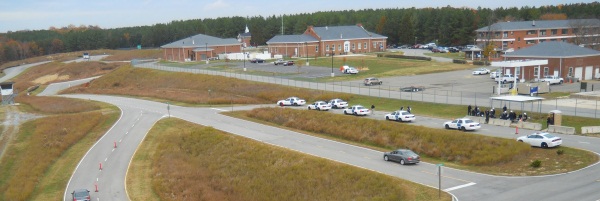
[530,160,542,168]
[453,59,467,64]
[379,54,432,61]
[557,149,564,155]
[473,60,491,66]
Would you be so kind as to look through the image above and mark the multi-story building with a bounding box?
[475,19,600,59]
[266,24,387,58]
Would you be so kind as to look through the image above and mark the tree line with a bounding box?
[1,2,599,65]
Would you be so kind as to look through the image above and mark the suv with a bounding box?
[364,77,382,86]
[495,74,519,83]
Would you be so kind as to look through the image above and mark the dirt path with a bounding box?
[0,106,43,160]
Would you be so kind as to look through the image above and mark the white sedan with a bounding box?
[328,98,348,109]
[472,68,490,75]
[307,101,331,111]
[276,97,306,106]
[517,133,562,148]
[443,118,481,131]
[343,105,370,116]
[343,67,359,74]
[385,110,415,122]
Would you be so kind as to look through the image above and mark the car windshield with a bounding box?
[74,190,88,197]
[464,120,474,123]
[543,134,556,138]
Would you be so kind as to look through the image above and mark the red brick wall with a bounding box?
[162,44,241,62]
[505,55,600,80]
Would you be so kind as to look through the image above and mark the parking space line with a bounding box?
[444,182,477,191]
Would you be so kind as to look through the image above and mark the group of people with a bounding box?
[400,106,412,114]
[467,105,528,123]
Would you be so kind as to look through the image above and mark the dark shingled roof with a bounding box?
[504,41,600,58]
[161,34,239,48]
[266,35,319,44]
[477,19,600,32]
[312,25,387,40]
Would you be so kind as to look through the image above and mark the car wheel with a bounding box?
[384,155,389,161]
[317,107,321,111]
[518,140,523,142]
[445,124,450,129]
[344,110,348,115]
[386,116,390,120]
[293,103,298,106]
[541,142,548,148]
[461,127,467,131]
[559,80,563,84]
[400,159,406,165]
[308,107,311,110]
[353,112,357,115]
[279,102,284,106]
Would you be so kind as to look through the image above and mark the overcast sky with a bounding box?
[0,0,595,33]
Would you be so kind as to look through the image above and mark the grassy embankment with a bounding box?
[128,118,451,201]
[0,96,119,201]
[232,108,597,176]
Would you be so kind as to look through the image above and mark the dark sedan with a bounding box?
[383,149,420,165]
[250,58,266,63]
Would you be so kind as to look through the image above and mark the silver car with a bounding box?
[72,189,91,201]
[383,149,420,165]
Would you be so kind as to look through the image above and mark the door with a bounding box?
[505,68,511,75]
[585,66,593,80]
[574,67,583,81]
[553,70,559,77]
[534,67,540,81]
[596,68,600,79]
[343,41,350,53]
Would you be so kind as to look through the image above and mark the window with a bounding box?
[534,67,539,78]
[550,39,557,42]
[495,32,500,37]
[568,67,573,77]
[551,29,557,35]
[544,67,549,76]
[562,29,568,34]
[526,40,536,44]
[527,30,537,35]
[326,45,329,51]
[373,42,376,48]
[358,43,361,50]
[539,39,546,43]
[338,44,341,51]
[540,30,546,36]
[315,45,318,52]
[518,37,521,42]
[503,32,508,37]
[364,42,367,49]
[516,67,521,77]
[352,43,355,50]
[562,38,567,42]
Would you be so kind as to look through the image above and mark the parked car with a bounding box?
[328,98,348,109]
[443,118,481,131]
[539,75,564,85]
[384,110,415,122]
[517,132,562,148]
[431,48,441,53]
[472,68,491,75]
[383,149,420,165]
[490,71,502,79]
[250,58,266,63]
[273,59,286,65]
[72,189,91,201]
[400,86,425,92]
[307,101,331,111]
[438,47,449,53]
[274,59,293,65]
[283,61,294,66]
[343,105,370,116]
[364,77,382,86]
[495,74,519,83]
[448,47,460,53]
[276,97,306,106]
[342,66,359,74]
[398,44,410,49]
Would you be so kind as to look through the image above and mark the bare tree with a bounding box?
[569,19,600,50]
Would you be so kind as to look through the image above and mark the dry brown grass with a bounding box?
[15,95,101,114]
[11,61,119,92]
[238,108,597,175]
[63,65,352,105]
[128,118,450,201]
[0,111,109,200]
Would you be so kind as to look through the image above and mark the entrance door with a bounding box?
[585,66,593,80]
[596,68,600,79]
[553,70,559,77]
[574,67,583,80]
[343,41,350,53]
[534,67,540,81]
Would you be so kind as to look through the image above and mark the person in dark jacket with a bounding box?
[467,105,472,116]
[503,105,507,112]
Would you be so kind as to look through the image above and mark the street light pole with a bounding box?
[243,45,246,71]
[331,47,334,77]
[305,42,309,66]
[205,43,209,64]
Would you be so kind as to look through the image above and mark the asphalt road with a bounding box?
[0,61,51,83]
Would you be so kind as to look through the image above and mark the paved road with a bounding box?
[58,93,600,201]
[0,61,52,83]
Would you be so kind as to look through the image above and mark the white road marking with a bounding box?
[104,158,108,161]
[211,108,228,112]
[125,132,129,135]
[131,124,135,128]
[97,178,99,181]
[119,139,122,142]
[444,182,477,191]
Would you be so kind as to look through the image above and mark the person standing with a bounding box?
[485,110,489,123]
[503,105,507,112]
[468,105,472,116]
[371,104,375,114]
[407,106,412,114]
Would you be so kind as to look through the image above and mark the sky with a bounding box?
[0,0,596,33]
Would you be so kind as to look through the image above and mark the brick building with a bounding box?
[161,34,241,62]
[501,41,600,81]
[266,25,387,58]
[237,25,252,47]
[476,19,600,58]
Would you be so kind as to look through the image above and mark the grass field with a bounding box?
[231,107,598,176]
[423,52,466,60]
[127,118,451,201]
[0,99,119,201]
